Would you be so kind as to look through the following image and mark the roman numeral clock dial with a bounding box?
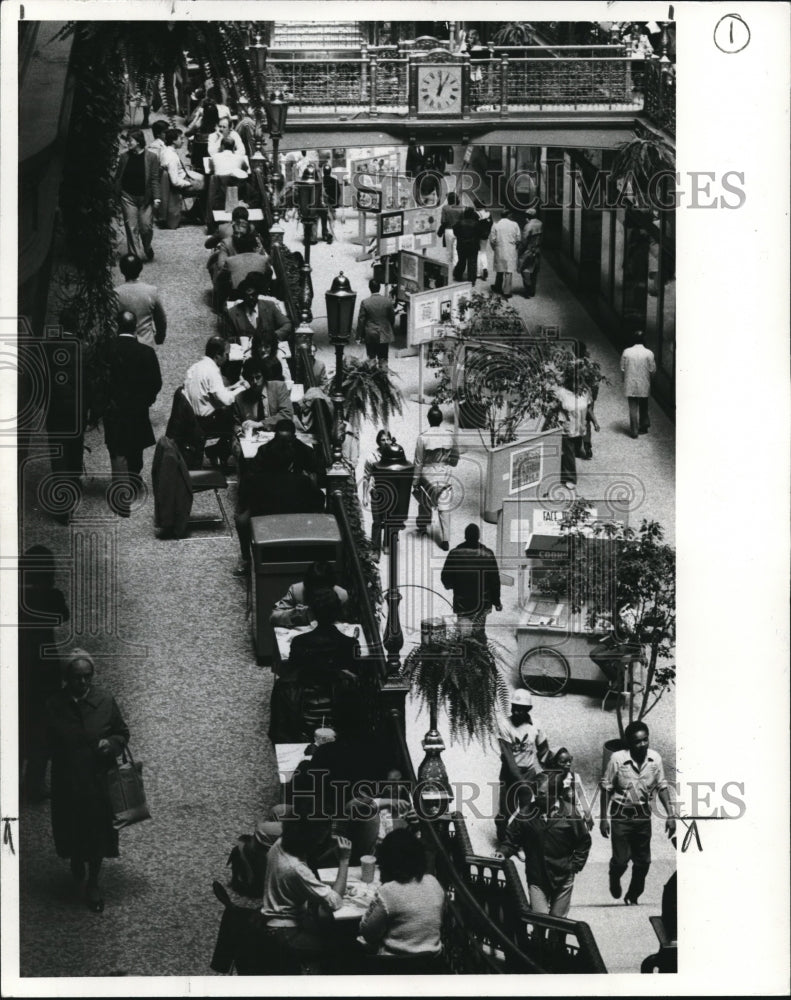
[416,64,463,115]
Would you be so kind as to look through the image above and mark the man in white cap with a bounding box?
[495,688,550,842]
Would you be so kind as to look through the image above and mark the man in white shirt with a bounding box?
[207,116,246,157]
[183,335,238,467]
[161,128,205,194]
[211,138,250,180]
[495,689,550,842]
[620,330,656,438]
[147,120,169,165]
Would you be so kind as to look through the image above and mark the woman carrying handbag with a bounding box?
[46,649,130,913]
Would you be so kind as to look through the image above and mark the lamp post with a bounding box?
[264,90,289,213]
[371,443,414,676]
[325,271,357,465]
[249,31,268,144]
[296,162,322,320]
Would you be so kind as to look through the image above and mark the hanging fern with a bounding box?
[403,629,509,747]
[333,357,405,432]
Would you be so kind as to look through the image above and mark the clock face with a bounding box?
[417,65,463,115]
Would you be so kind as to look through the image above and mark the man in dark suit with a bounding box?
[225,278,291,348]
[288,589,360,679]
[103,310,162,517]
[114,130,161,261]
[356,279,395,368]
[233,446,325,574]
[232,357,294,466]
[253,419,319,483]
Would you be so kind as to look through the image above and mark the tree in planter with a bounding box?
[611,133,675,211]
[538,502,675,739]
[403,628,509,747]
[425,293,607,447]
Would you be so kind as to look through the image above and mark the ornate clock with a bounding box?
[415,63,464,116]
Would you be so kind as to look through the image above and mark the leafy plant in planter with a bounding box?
[331,356,405,434]
[425,293,607,447]
[403,628,509,746]
[611,133,675,211]
[491,22,534,46]
[538,502,675,738]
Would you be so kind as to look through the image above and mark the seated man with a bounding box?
[225,276,290,347]
[253,419,319,483]
[288,589,360,679]
[234,448,325,575]
[147,120,169,163]
[234,356,293,432]
[211,136,251,180]
[183,335,239,468]
[215,229,273,308]
[161,128,205,195]
[270,560,348,628]
[207,115,246,157]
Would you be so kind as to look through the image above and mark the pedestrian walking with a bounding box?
[620,330,656,438]
[46,649,130,913]
[114,130,161,261]
[518,208,543,298]
[440,523,502,638]
[489,209,521,297]
[600,721,676,905]
[497,771,591,918]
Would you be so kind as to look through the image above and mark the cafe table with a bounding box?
[317,865,381,923]
[237,427,316,462]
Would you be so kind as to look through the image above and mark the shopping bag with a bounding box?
[106,747,151,830]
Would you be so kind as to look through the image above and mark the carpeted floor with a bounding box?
[17,200,676,978]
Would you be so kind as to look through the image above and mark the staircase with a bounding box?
[271,21,365,50]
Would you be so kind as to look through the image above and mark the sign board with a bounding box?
[377,206,441,256]
[497,496,625,564]
[406,282,471,347]
[396,251,451,302]
[351,153,413,213]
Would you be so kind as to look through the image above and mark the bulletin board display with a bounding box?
[396,250,450,302]
[497,495,629,564]
[351,154,414,213]
[406,282,472,347]
[376,206,441,256]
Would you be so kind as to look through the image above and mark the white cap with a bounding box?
[511,689,533,707]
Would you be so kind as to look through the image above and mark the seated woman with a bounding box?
[260,815,351,974]
[358,828,445,973]
[270,560,348,628]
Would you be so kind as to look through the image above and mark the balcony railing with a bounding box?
[265,46,638,114]
[641,58,676,135]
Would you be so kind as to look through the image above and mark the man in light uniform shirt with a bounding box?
[495,689,550,842]
[600,720,676,905]
[183,335,239,467]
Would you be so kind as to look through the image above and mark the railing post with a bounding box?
[360,43,369,104]
[499,54,509,117]
[461,52,471,118]
[408,55,417,117]
[369,51,379,117]
[383,526,403,675]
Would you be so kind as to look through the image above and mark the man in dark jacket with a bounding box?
[452,206,481,285]
[103,310,162,517]
[497,772,592,918]
[440,522,502,639]
[114,130,161,261]
[356,279,395,368]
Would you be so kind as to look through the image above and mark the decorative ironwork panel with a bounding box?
[506,57,633,106]
[374,58,409,107]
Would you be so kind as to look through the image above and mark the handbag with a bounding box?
[106,746,151,830]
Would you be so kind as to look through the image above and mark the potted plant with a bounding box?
[331,356,405,435]
[539,502,676,741]
[426,294,607,519]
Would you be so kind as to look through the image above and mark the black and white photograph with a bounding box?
[2,2,789,996]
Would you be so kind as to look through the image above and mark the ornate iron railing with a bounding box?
[262,46,637,112]
[641,58,676,135]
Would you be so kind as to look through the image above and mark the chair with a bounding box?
[151,436,229,538]
[641,916,677,973]
[210,881,299,975]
